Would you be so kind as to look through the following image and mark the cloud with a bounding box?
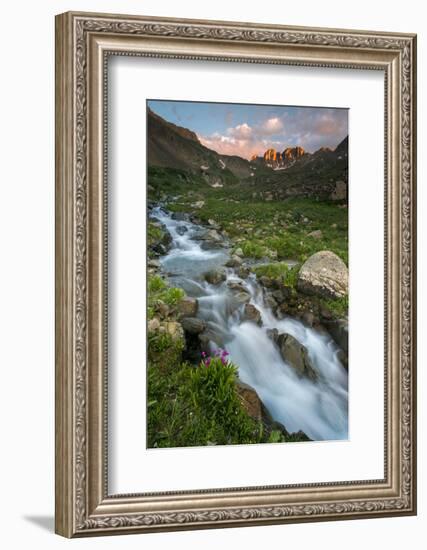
[198,109,348,159]
[261,117,284,134]
[227,123,253,139]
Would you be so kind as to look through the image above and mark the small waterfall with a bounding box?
[151,207,348,441]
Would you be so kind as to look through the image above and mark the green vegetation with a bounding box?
[162,176,348,265]
[146,161,348,447]
[320,295,349,319]
[252,262,300,289]
[147,345,307,448]
[147,274,185,320]
[147,221,163,247]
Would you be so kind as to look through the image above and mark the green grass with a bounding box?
[147,354,261,448]
[148,275,185,311]
[165,190,348,264]
[252,262,300,289]
[320,295,349,318]
[147,222,163,246]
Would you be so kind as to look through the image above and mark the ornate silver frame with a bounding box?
[55,11,417,537]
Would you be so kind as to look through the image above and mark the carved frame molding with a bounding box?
[55,12,416,537]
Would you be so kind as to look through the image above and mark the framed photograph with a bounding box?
[55,11,417,537]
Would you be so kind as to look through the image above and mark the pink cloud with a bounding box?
[261,117,284,134]
[227,123,253,139]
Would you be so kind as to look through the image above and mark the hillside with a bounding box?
[148,108,348,202]
[147,108,253,186]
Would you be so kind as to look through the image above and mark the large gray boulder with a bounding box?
[277,333,317,381]
[297,250,348,299]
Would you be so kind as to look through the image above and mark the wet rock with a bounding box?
[323,318,348,354]
[232,292,252,305]
[242,303,262,326]
[297,250,348,299]
[301,311,316,327]
[234,247,244,258]
[198,328,225,349]
[172,212,190,222]
[277,333,317,381]
[336,348,348,371]
[205,269,227,285]
[175,225,188,235]
[178,297,198,318]
[259,275,274,288]
[264,292,277,310]
[151,243,168,255]
[181,317,206,334]
[266,328,279,344]
[271,287,292,304]
[205,229,223,243]
[225,255,243,268]
[227,281,248,293]
[200,240,223,250]
[237,266,250,279]
[236,381,263,422]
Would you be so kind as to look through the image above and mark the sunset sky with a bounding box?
[148,100,348,160]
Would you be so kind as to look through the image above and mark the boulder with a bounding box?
[178,297,198,318]
[297,250,348,299]
[192,200,205,209]
[234,247,244,258]
[277,333,317,380]
[242,303,262,326]
[181,317,206,334]
[236,381,263,422]
[225,255,243,268]
[205,269,227,285]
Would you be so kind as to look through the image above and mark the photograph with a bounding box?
[147,100,349,449]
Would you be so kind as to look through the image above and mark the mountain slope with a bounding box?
[147,108,252,185]
[247,137,348,201]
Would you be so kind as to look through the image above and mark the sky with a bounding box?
[148,100,348,160]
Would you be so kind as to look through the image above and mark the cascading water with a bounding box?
[151,206,348,441]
